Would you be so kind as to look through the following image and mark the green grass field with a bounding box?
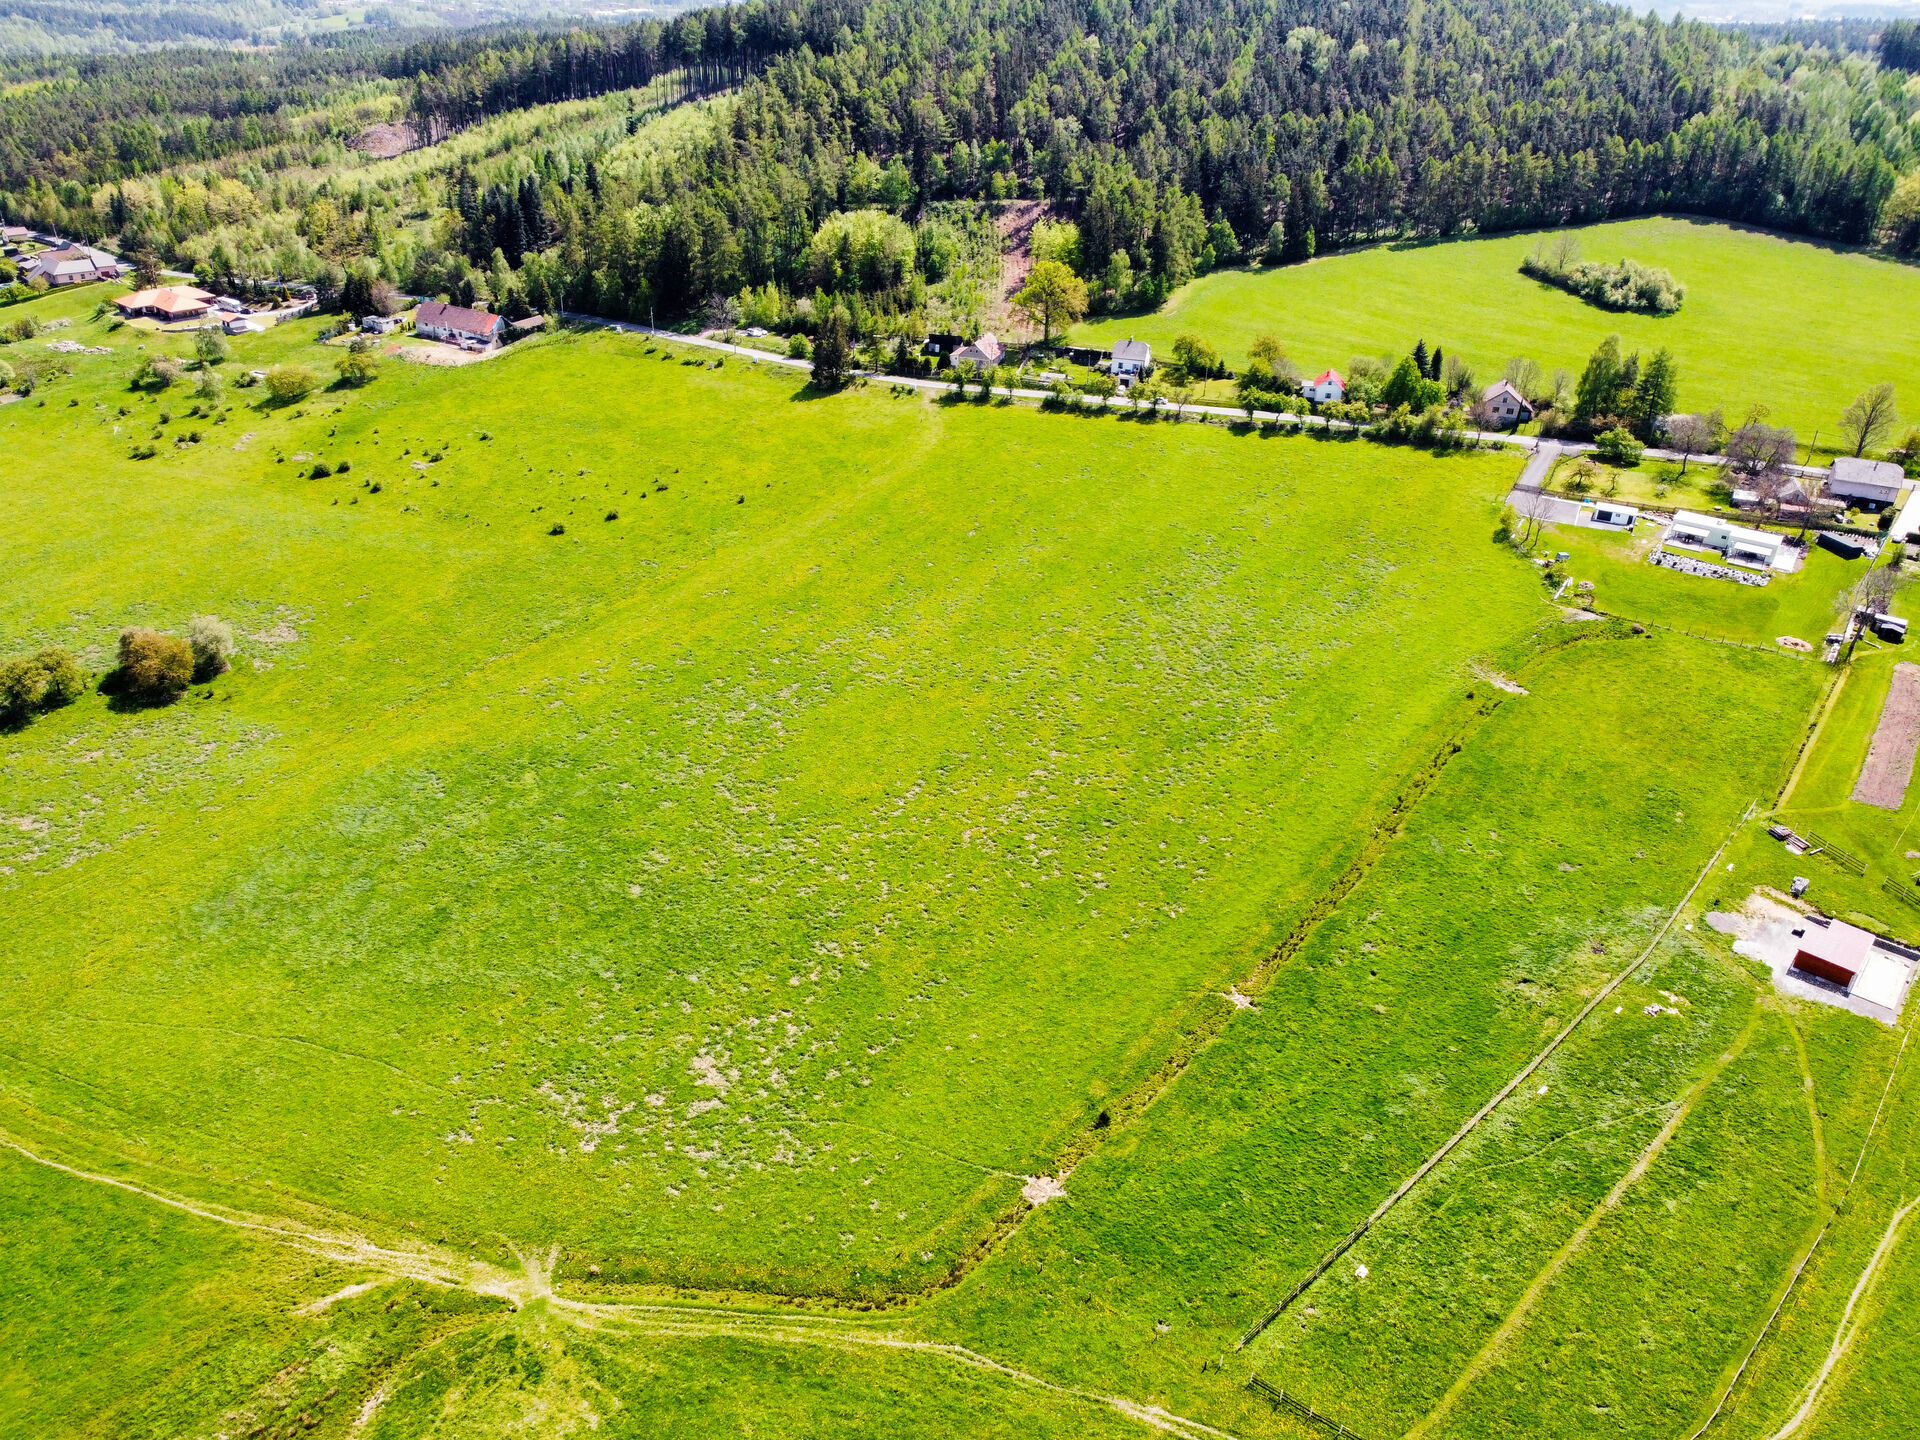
[1072,217,1920,446]
[3,279,1916,1439]
[2,293,1559,1302]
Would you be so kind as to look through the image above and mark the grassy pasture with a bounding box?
[1071,217,1920,445]
[1759,619,1920,927]
[923,630,1831,1435]
[0,1145,505,1439]
[7,279,1912,1439]
[0,287,1552,1303]
[0,1145,1163,1440]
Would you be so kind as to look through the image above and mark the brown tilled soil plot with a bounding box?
[1853,661,1920,809]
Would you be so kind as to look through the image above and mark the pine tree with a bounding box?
[1573,335,1625,429]
[1412,339,1429,378]
[1428,345,1443,381]
[1630,348,1679,440]
[811,311,851,390]
[519,177,550,250]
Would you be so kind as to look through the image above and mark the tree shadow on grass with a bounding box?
[96,670,185,714]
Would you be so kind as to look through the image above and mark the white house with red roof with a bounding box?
[1303,368,1344,405]
[415,300,506,348]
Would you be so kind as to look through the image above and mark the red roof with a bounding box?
[1311,369,1343,386]
[417,300,504,337]
[115,285,216,317]
[1794,919,1876,981]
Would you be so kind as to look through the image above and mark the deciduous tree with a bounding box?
[116,628,192,701]
[1840,383,1899,457]
[1013,260,1088,345]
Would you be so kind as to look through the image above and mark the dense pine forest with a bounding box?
[3,0,1919,326]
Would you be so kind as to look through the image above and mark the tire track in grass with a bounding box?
[1401,1005,1765,1440]
[1761,1197,1916,1440]
[1684,1006,1917,1439]
[1,1134,1246,1440]
[1236,800,1754,1350]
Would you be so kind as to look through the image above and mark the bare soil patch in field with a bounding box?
[1852,661,1920,809]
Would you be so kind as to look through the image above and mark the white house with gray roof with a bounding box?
[1111,338,1152,379]
[1827,456,1905,508]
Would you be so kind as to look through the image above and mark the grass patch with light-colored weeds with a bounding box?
[2,281,1551,1307]
[922,629,1844,1437]
[7,276,1913,1440]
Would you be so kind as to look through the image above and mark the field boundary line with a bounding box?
[574,1306,1245,1440]
[0,1133,1241,1440]
[1236,799,1755,1350]
[1776,667,1851,811]
[1685,1006,1917,1438]
[1761,1196,1916,1440]
[1403,1009,1764,1440]
[0,1131,492,1292]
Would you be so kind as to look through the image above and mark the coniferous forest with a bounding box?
[2,0,1919,324]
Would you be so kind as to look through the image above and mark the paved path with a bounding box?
[1515,440,1560,490]
[558,315,1830,480]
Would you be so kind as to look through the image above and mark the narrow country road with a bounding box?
[556,315,1828,482]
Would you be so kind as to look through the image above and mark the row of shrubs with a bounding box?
[1520,238,1685,315]
[1,619,236,727]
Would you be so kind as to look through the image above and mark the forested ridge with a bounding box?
[4,0,1919,325]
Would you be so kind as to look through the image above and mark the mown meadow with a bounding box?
[919,629,1885,1439]
[2,285,1550,1304]
[4,278,1913,1439]
[1071,217,1920,445]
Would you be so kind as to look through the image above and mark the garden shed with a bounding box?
[1791,916,1875,988]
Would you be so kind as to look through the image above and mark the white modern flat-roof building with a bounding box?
[1891,486,1920,544]
[1666,510,1786,569]
[1589,500,1638,529]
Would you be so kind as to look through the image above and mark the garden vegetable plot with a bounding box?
[1850,661,1920,810]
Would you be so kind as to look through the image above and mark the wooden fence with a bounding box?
[1879,876,1920,911]
[1246,1374,1370,1439]
[1801,831,1867,875]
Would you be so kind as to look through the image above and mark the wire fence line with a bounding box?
[1235,802,1755,1350]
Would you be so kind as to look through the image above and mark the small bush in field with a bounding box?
[0,647,86,725]
[189,616,234,679]
[116,628,193,700]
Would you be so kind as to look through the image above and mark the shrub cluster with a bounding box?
[0,647,86,725]
[188,615,234,680]
[1522,239,1685,315]
[115,627,193,700]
